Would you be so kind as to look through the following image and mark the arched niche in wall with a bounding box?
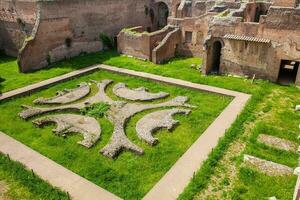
[150,1,170,31]
[156,2,169,29]
[203,38,224,74]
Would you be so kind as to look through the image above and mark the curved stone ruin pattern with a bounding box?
[33,114,101,148]
[19,80,114,120]
[19,79,195,158]
[113,83,169,101]
[101,96,195,158]
[34,82,90,104]
[136,109,190,145]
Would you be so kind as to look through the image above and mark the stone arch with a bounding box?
[203,38,224,74]
[156,1,169,29]
[211,41,222,73]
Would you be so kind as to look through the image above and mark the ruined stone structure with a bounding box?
[119,0,300,85]
[0,0,164,72]
[1,0,300,85]
[19,79,193,158]
[0,0,37,56]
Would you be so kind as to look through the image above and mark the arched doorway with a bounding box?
[211,41,222,73]
[157,2,169,29]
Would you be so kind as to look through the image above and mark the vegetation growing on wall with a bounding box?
[99,33,115,49]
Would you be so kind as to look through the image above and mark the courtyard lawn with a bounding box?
[0,70,232,199]
[0,52,116,93]
[0,51,200,93]
[191,85,300,200]
[0,153,68,200]
[1,50,263,95]
[1,50,299,199]
[227,86,300,200]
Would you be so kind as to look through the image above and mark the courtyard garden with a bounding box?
[0,67,231,199]
[0,51,299,200]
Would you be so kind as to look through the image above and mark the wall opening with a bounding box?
[211,41,222,73]
[277,60,299,85]
[157,2,169,29]
[185,31,192,43]
[244,3,269,23]
[174,3,180,18]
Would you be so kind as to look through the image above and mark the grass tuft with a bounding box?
[80,103,110,118]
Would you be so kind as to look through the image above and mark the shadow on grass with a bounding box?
[0,52,12,94]
[0,77,4,94]
[0,53,16,64]
[27,50,120,73]
[0,50,120,93]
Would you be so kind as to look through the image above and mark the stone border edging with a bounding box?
[0,64,251,200]
[294,175,300,200]
[96,65,251,200]
[0,132,121,200]
[0,65,99,102]
[98,64,244,97]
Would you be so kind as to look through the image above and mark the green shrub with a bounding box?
[99,33,115,49]
[80,103,110,118]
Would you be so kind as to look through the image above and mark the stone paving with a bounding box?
[243,154,293,176]
[257,134,298,152]
[0,64,251,200]
[293,104,300,200]
[0,132,120,200]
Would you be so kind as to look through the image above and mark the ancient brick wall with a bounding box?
[117,26,174,61]
[271,0,297,7]
[173,12,214,57]
[118,27,152,60]
[19,0,153,72]
[221,40,274,79]
[201,5,300,83]
[152,28,181,63]
[0,0,37,56]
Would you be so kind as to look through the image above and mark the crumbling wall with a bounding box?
[0,0,37,56]
[271,0,297,7]
[202,6,300,83]
[117,27,151,60]
[172,12,215,57]
[221,39,275,79]
[152,28,181,63]
[19,0,152,72]
[117,26,174,61]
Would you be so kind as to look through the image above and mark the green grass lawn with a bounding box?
[1,50,299,200]
[0,50,263,94]
[0,153,68,200]
[228,86,300,200]
[0,70,231,199]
